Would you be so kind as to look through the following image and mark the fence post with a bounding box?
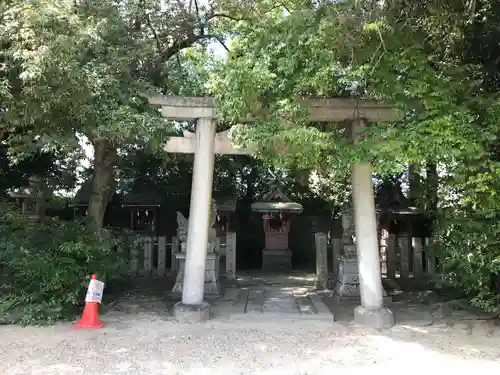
[412,237,424,277]
[215,236,223,255]
[331,237,341,278]
[143,236,153,276]
[386,235,397,279]
[398,234,410,278]
[130,236,140,276]
[171,236,179,274]
[155,236,167,277]
[379,235,387,277]
[226,232,237,280]
[425,237,436,275]
[315,232,329,290]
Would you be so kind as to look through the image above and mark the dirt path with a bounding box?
[1,310,500,375]
[2,275,499,374]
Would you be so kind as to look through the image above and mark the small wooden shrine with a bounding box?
[121,189,163,235]
[251,180,303,272]
[213,195,236,237]
[375,179,428,237]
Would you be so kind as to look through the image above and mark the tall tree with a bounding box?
[0,0,237,228]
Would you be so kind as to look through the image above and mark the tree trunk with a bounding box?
[87,138,118,230]
[425,163,438,212]
[408,164,422,207]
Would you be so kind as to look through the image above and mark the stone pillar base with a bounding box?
[173,301,211,323]
[262,249,292,272]
[172,253,220,295]
[353,305,394,329]
[335,259,390,300]
[334,259,360,299]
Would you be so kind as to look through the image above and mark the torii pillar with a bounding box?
[155,98,250,322]
[351,119,394,328]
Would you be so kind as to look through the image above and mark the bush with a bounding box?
[433,213,500,312]
[432,161,500,312]
[0,206,132,325]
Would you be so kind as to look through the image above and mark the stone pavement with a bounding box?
[212,273,334,321]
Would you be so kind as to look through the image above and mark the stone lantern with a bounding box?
[9,175,51,222]
[251,180,303,272]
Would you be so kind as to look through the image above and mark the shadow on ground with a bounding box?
[1,273,500,374]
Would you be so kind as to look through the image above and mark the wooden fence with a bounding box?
[330,235,439,280]
[129,233,438,280]
[128,234,232,277]
[129,235,180,277]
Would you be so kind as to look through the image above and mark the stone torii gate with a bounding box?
[149,95,399,328]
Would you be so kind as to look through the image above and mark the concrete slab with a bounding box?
[212,274,335,322]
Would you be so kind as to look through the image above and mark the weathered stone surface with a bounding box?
[315,232,328,290]
[335,208,361,299]
[173,301,211,323]
[172,253,220,295]
[334,259,360,298]
[392,305,434,326]
[212,275,334,321]
[262,250,292,272]
[353,305,395,329]
[226,232,237,280]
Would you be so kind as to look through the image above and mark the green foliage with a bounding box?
[0,0,170,154]
[0,206,131,325]
[207,0,500,309]
[2,0,500,313]
[432,160,500,312]
[433,215,500,312]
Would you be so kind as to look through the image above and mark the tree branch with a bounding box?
[145,13,162,53]
[206,13,243,22]
[206,3,289,23]
[215,37,230,53]
[160,33,208,61]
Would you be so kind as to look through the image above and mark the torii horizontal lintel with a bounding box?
[149,95,401,123]
[164,129,253,155]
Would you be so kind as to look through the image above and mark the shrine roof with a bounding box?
[251,201,303,213]
[72,178,117,206]
[375,181,421,215]
[251,181,303,213]
[213,196,236,212]
[121,190,163,207]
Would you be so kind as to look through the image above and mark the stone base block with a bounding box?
[218,255,226,278]
[334,260,360,299]
[353,305,395,329]
[334,259,390,300]
[173,301,211,323]
[172,253,220,295]
[262,249,292,272]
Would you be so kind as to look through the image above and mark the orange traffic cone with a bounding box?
[74,274,104,329]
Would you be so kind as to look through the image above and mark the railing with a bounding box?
[129,235,180,277]
[330,235,438,280]
[128,233,236,278]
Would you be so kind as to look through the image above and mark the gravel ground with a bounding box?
[1,313,500,375]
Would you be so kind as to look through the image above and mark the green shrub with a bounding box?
[432,213,500,312]
[432,161,500,312]
[0,205,132,325]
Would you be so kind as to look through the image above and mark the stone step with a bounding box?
[213,287,334,321]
